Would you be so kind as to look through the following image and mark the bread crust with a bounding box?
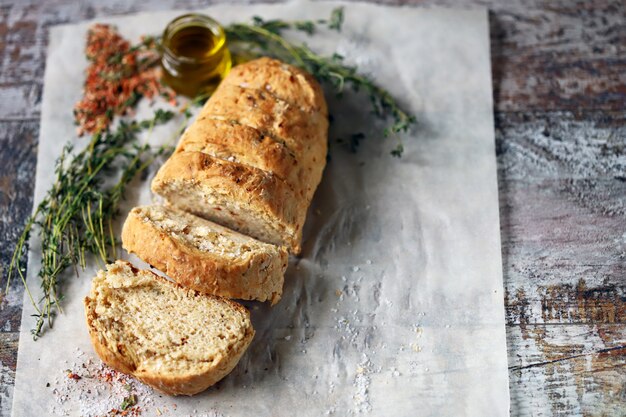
[84,261,255,396]
[198,83,328,208]
[200,84,328,162]
[176,118,305,197]
[224,57,328,116]
[151,151,305,252]
[121,206,287,304]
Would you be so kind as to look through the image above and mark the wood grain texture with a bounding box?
[0,1,624,416]
[0,334,18,416]
[0,121,36,332]
[508,325,626,417]
[497,110,626,416]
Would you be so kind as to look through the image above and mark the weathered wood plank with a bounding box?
[0,332,18,417]
[0,121,37,337]
[496,111,626,329]
[0,3,42,85]
[0,118,30,417]
[507,324,626,417]
[501,177,626,325]
[497,110,626,413]
[0,83,40,120]
[495,109,625,414]
[488,1,626,112]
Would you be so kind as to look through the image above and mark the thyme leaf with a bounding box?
[390,144,404,158]
[120,394,137,410]
[329,7,344,31]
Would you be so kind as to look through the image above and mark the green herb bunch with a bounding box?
[7,110,174,338]
[5,8,415,339]
[226,7,415,156]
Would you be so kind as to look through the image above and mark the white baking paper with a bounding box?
[11,2,509,416]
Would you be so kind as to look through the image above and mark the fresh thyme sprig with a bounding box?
[6,110,175,339]
[225,7,415,156]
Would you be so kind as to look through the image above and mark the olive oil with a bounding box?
[161,14,231,97]
[168,25,215,59]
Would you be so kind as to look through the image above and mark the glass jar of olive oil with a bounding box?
[161,14,232,97]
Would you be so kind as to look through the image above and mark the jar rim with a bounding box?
[162,13,227,64]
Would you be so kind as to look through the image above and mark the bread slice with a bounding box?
[84,261,254,396]
[151,151,305,253]
[223,57,328,116]
[122,205,287,304]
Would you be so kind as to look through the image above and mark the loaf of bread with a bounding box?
[152,58,328,253]
[122,205,287,304]
[86,58,328,397]
[84,261,254,396]
[198,84,328,200]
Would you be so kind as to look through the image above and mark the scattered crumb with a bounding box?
[47,349,225,416]
[352,355,374,413]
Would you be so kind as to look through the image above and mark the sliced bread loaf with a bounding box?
[122,205,287,304]
[151,58,328,253]
[151,151,306,253]
[198,83,327,205]
[84,261,254,396]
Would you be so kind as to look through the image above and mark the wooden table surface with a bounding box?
[0,0,624,415]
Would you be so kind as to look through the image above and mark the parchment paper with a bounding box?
[11,2,509,416]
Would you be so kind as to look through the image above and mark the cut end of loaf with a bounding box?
[84,261,255,396]
[155,178,298,249]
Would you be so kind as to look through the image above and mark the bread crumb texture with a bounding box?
[84,261,254,395]
[134,205,275,259]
